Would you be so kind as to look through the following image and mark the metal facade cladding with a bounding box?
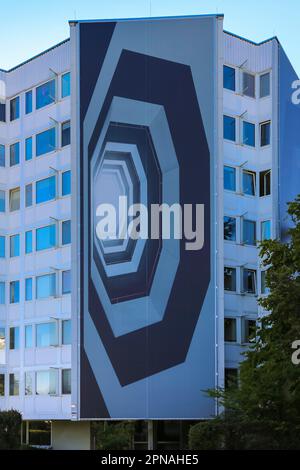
[73,16,219,419]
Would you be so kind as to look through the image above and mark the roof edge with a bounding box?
[69,13,224,24]
[224,29,279,46]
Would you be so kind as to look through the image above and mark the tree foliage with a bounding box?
[0,410,22,450]
[92,421,134,450]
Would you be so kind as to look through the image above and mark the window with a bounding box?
[261,220,271,241]
[36,224,56,251]
[225,368,238,389]
[36,176,56,204]
[0,102,5,122]
[10,281,20,304]
[224,216,236,241]
[61,72,71,98]
[10,96,20,121]
[223,65,235,91]
[260,72,270,98]
[0,191,5,212]
[25,90,33,114]
[36,273,56,299]
[9,326,19,349]
[243,219,256,246]
[25,137,33,161]
[25,372,33,395]
[223,115,236,141]
[0,327,5,361]
[62,170,71,196]
[36,370,58,395]
[62,270,71,294]
[224,318,237,342]
[36,127,56,156]
[25,183,33,207]
[243,269,257,294]
[0,236,5,258]
[243,319,256,343]
[61,120,70,147]
[10,142,20,166]
[25,278,33,301]
[0,374,4,396]
[0,282,5,304]
[25,230,33,254]
[0,144,5,167]
[242,170,256,196]
[25,324,33,348]
[260,121,271,146]
[224,267,236,292]
[62,220,71,245]
[259,170,271,197]
[9,187,20,211]
[9,373,19,396]
[243,121,255,147]
[224,166,236,192]
[242,71,255,98]
[261,271,270,295]
[10,234,20,257]
[62,369,71,394]
[62,319,71,345]
[36,79,56,109]
[36,322,58,348]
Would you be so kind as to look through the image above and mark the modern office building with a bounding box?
[0,14,299,449]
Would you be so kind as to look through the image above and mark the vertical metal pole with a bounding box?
[147,420,154,450]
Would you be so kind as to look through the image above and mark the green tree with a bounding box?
[92,421,134,450]
[189,196,300,450]
[0,410,22,450]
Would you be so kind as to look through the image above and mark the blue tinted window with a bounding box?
[62,270,71,294]
[36,127,56,156]
[10,142,20,166]
[25,184,32,208]
[36,176,56,204]
[61,72,70,98]
[36,322,58,347]
[261,121,271,147]
[243,171,256,196]
[36,225,56,251]
[0,236,5,258]
[223,115,236,141]
[261,220,271,241]
[243,121,255,147]
[62,170,71,196]
[10,327,19,349]
[0,191,5,212]
[25,325,33,347]
[25,278,33,301]
[0,102,5,122]
[243,220,256,246]
[25,230,33,254]
[62,319,71,345]
[10,280,20,304]
[224,216,236,241]
[0,282,5,304]
[10,96,20,121]
[25,90,33,114]
[25,137,33,161]
[0,145,5,167]
[10,234,20,257]
[61,121,70,147]
[223,65,235,91]
[260,73,270,98]
[62,220,71,245]
[36,79,56,109]
[224,166,236,191]
[36,274,56,299]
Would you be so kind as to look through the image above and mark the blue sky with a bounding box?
[1,0,300,74]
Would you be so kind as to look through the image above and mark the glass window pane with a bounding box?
[10,142,20,166]
[62,170,71,196]
[62,270,71,294]
[25,278,33,301]
[9,373,19,396]
[25,137,33,161]
[223,65,235,91]
[224,318,237,342]
[224,216,236,241]
[36,176,56,204]
[61,72,71,98]
[25,184,33,207]
[260,121,271,146]
[9,188,20,211]
[10,281,20,303]
[243,219,256,245]
[243,72,255,98]
[10,234,20,257]
[36,127,56,156]
[62,319,71,345]
[0,102,5,122]
[243,269,256,294]
[10,326,19,349]
[243,121,255,147]
[36,225,56,251]
[61,121,70,147]
[0,144,5,167]
[260,72,270,98]
[0,374,4,396]
[25,372,33,395]
[62,220,71,245]
[0,190,5,212]
[0,282,5,304]
[36,322,58,348]
[224,267,236,292]
[36,370,57,395]
[223,115,236,141]
[10,96,20,121]
[36,273,56,299]
[25,325,33,348]
[25,90,33,114]
[243,319,256,343]
[36,79,56,109]
[62,369,71,394]
[243,171,256,196]
[261,220,271,240]
[0,236,5,258]
[25,230,33,254]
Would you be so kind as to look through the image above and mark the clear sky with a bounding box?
[1,0,300,74]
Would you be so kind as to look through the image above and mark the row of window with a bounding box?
[223,65,270,99]
[224,165,271,197]
[224,116,271,147]
[0,170,70,213]
[224,317,256,344]
[1,220,71,259]
[0,270,71,305]
[0,120,70,168]
[224,216,271,245]
[6,72,70,123]
[224,266,269,295]
[0,319,71,351]
[0,368,71,397]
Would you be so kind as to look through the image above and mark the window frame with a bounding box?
[223,114,236,142]
[260,120,271,147]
